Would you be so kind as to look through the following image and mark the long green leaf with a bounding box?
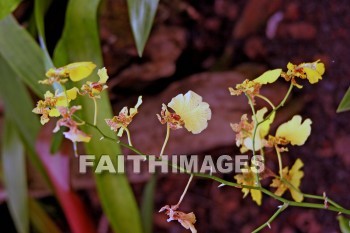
[0,155,60,233]
[141,175,156,233]
[34,0,54,69]
[338,216,350,233]
[337,87,350,113]
[0,55,52,188]
[127,0,159,57]
[0,15,47,96]
[0,0,21,20]
[1,117,28,233]
[33,0,64,153]
[28,199,61,233]
[53,0,143,232]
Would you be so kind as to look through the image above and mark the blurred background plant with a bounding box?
[1,0,350,233]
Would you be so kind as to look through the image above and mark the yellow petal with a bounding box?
[254,69,282,84]
[65,87,78,100]
[243,108,274,151]
[300,60,325,84]
[290,190,303,202]
[289,159,304,202]
[40,116,49,125]
[304,68,322,84]
[287,62,295,71]
[45,68,56,78]
[316,62,325,75]
[168,91,211,134]
[256,107,275,138]
[49,108,60,117]
[44,91,54,98]
[130,96,143,116]
[97,67,109,84]
[270,178,287,196]
[251,189,262,206]
[56,97,68,107]
[56,88,78,106]
[65,62,96,82]
[276,115,312,146]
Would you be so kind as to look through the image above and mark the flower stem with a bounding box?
[246,95,261,187]
[93,97,98,126]
[176,175,194,207]
[80,117,350,218]
[275,145,283,179]
[125,128,133,146]
[252,203,288,233]
[256,94,275,109]
[255,83,294,129]
[160,124,170,157]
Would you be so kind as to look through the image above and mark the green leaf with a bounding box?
[338,216,350,233]
[141,175,156,233]
[34,0,54,69]
[337,87,350,113]
[127,0,159,57]
[33,0,63,153]
[53,0,143,232]
[1,117,29,233]
[29,199,61,233]
[0,0,21,20]
[0,15,47,96]
[0,55,52,188]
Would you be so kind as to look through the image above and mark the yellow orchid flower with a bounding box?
[97,67,109,83]
[44,62,96,83]
[53,106,91,143]
[166,91,211,134]
[56,88,79,106]
[234,165,262,205]
[232,107,275,152]
[243,107,275,151]
[32,88,78,125]
[275,115,312,146]
[283,60,325,87]
[270,159,304,202]
[105,96,142,137]
[80,67,109,98]
[229,79,262,103]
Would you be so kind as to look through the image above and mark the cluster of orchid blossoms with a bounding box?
[229,60,325,206]
[33,62,214,233]
[32,62,107,153]
[32,59,327,233]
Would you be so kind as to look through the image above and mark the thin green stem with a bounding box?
[73,115,146,158]
[275,145,283,179]
[281,176,345,210]
[80,118,350,216]
[92,97,98,125]
[256,94,275,109]
[160,124,170,157]
[303,193,343,209]
[255,83,294,129]
[246,95,261,187]
[125,128,133,146]
[252,203,288,233]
